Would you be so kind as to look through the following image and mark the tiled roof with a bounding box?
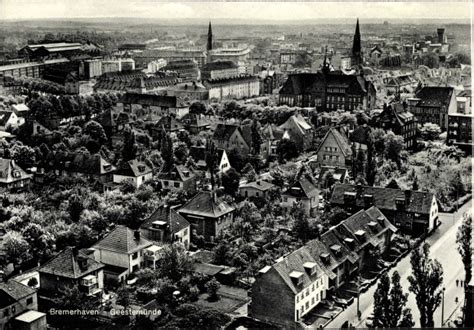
[280,72,368,95]
[93,225,152,254]
[0,158,32,183]
[115,159,152,177]
[119,93,180,108]
[158,164,195,182]
[39,247,104,279]
[141,205,190,234]
[330,183,435,215]
[178,191,235,218]
[283,177,318,198]
[316,127,352,157]
[320,230,359,265]
[415,86,454,108]
[213,124,240,142]
[202,61,238,71]
[0,280,36,308]
[0,110,14,127]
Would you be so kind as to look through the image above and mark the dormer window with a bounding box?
[303,262,317,276]
[320,253,330,263]
[377,216,385,225]
[344,237,355,248]
[138,165,146,172]
[368,221,378,230]
[355,230,366,239]
[289,271,304,286]
[330,244,342,256]
[12,170,21,178]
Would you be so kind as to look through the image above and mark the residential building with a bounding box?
[278,114,314,152]
[279,71,376,111]
[281,177,319,216]
[13,310,47,330]
[0,280,38,330]
[189,146,230,175]
[152,115,184,137]
[456,90,471,114]
[330,183,438,236]
[118,92,190,119]
[140,205,191,249]
[180,113,211,134]
[38,247,104,297]
[0,159,32,191]
[10,104,29,118]
[178,191,235,242]
[316,127,352,168]
[213,123,251,156]
[407,86,456,130]
[259,70,284,95]
[201,61,239,80]
[0,111,23,131]
[249,247,329,327]
[166,82,209,102]
[158,165,197,194]
[134,49,207,69]
[113,160,153,189]
[146,59,167,74]
[94,72,180,94]
[375,103,417,149]
[92,226,161,283]
[162,59,199,82]
[204,74,260,101]
[239,180,275,199]
[447,113,474,154]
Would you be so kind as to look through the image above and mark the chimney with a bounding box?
[72,246,79,257]
[356,183,363,197]
[363,194,374,208]
[134,230,141,241]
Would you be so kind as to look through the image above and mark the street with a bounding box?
[325,199,472,328]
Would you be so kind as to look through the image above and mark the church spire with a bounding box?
[352,18,362,66]
[207,21,213,52]
[322,45,330,75]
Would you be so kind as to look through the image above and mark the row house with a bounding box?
[92,226,162,284]
[330,183,438,236]
[204,74,260,101]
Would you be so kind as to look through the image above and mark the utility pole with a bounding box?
[441,287,446,326]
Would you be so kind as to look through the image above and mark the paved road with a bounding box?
[325,200,472,328]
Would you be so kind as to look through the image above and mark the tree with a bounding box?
[366,132,377,186]
[372,128,386,155]
[420,123,441,141]
[22,223,55,261]
[160,133,174,171]
[408,243,444,327]
[27,277,38,287]
[189,101,207,115]
[205,140,218,190]
[456,214,472,287]
[122,128,138,162]
[221,168,240,196]
[384,132,404,168]
[412,175,419,191]
[158,243,193,282]
[3,231,30,265]
[227,148,245,172]
[276,139,299,162]
[53,285,96,310]
[422,53,440,69]
[242,163,257,182]
[116,285,132,308]
[83,120,107,144]
[213,242,230,265]
[292,205,310,242]
[10,144,36,169]
[68,193,84,223]
[205,278,221,301]
[353,147,365,178]
[250,120,262,156]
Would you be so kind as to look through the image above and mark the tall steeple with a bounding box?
[206,21,213,52]
[322,45,330,75]
[352,18,362,66]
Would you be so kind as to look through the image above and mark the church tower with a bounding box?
[207,21,213,52]
[351,18,362,66]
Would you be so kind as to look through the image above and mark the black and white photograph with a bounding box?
[0,0,472,329]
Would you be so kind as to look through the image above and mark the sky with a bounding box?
[0,1,472,21]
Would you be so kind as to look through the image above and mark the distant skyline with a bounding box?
[1,1,472,21]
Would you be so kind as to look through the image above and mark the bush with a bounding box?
[27,277,38,287]
[189,286,200,302]
[205,278,221,302]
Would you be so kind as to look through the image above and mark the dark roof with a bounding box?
[39,247,104,279]
[119,93,179,108]
[158,164,195,182]
[0,110,14,127]
[330,183,435,215]
[283,177,318,199]
[415,86,454,108]
[350,125,371,145]
[141,205,190,234]
[280,72,368,95]
[178,191,235,218]
[203,74,258,85]
[42,151,115,175]
[114,159,152,177]
[201,61,238,71]
[316,127,352,157]
[213,124,240,142]
[0,280,36,308]
[93,225,152,254]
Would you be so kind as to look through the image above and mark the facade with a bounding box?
[201,61,239,80]
[213,123,251,156]
[178,191,235,242]
[140,205,191,250]
[158,165,197,194]
[330,183,438,236]
[0,158,32,191]
[407,86,456,130]
[281,177,319,216]
[375,103,417,149]
[239,180,275,199]
[166,82,209,102]
[92,226,161,283]
[278,114,314,152]
[189,146,230,175]
[38,247,104,298]
[162,59,199,82]
[113,159,153,189]
[0,110,23,131]
[118,92,190,119]
[0,280,38,330]
[0,58,70,79]
[447,113,474,153]
[204,74,260,101]
[279,71,376,111]
[316,127,352,168]
[180,113,211,134]
[134,49,207,68]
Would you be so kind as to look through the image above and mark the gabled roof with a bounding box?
[213,123,240,141]
[114,159,152,177]
[158,164,195,182]
[0,110,14,127]
[0,158,32,183]
[415,86,454,108]
[278,114,312,138]
[39,247,104,279]
[280,72,369,95]
[0,280,36,308]
[350,125,371,145]
[178,191,235,218]
[330,183,435,215]
[93,225,152,254]
[283,177,318,199]
[316,127,352,157]
[141,205,190,235]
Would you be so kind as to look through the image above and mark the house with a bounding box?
[112,159,153,189]
[201,61,239,80]
[316,127,352,168]
[0,111,22,131]
[279,71,376,111]
[166,82,209,102]
[278,114,314,152]
[180,113,210,134]
[407,86,456,130]
[92,226,161,283]
[31,121,53,137]
[13,310,47,330]
[239,180,275,199]
[178,191,235,242]
[0,280,38,330]
[204,74,260,101]
[118,92,190,119]
[151,115,184,138]
[189,146,230,175]
[330,183,438,236]
[10,104,29,118]
[158,165,197,193]
[140,205,191,249]
[38,151,116,183]
[0,159,32,191]
[281,177,319,216]
[213,124,250,156]
[249,247,329,327]
[349,124,371,150]
[38,247,104,298]
[261,123,285,158]
[375,103,417,149]
[317,166,348,187]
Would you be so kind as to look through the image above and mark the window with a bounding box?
[4,310,9,317]
[296,295,299,303]
[164,181,169,186]
[305,301,309,309]
[174,182,180,188]
[306,289,309,297]
[312,297,315,305]
[27,297,33,305]
[132,252,138,260]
